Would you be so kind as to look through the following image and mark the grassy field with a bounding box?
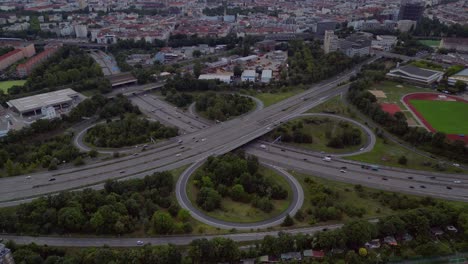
[268,116,367,154]
[370,81,428,108]
[289,170,467,228]
[307,95,350,115]
[409,100,468,134]
[254,89,303,107]
[419,39,441,47]
[346,137,464,173]
[187,165,293,223]
[0,80,26,93]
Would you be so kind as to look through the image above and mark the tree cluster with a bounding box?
[0,95,142,177]
[84,114,178,148]
[0,171,193,235]
[287,40,363,86]
[165,91,194,107]
[195,92,255,121]
[393,33,433,56]
[4,198,468,264]
[414,17,468,38]
[193,153,288,213]
[8,47,108,97]
[347,62,468,164]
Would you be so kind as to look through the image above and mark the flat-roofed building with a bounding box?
[386,65,443,86]
[198,73,233,84]
[261,69,272,83]
[7,88,80,117]
[448,68,468,86]
[241,70,256,82]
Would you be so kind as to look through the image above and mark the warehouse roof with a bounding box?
[7,88,78,113]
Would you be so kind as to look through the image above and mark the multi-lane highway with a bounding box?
[0,65,359,206]
[1,58,467,209]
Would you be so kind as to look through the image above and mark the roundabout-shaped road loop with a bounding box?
[176,159,304,230]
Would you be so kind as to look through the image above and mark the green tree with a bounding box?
[192,50,202,58]
[230,184,246,202]
[57,207,85,231]
[281,214,294,227]
[398,155,408,165]
[193,61,202,78]
[177,209,191,222]
[152,211,175,234]
[342,220,376,248]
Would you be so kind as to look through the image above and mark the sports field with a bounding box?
[0,80,26,94]
[409,100,468,134]
[418,39,440,47]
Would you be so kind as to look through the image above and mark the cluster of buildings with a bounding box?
[198,49,287,84]
[0,39,61,77]
[425,0,468,25]
[0,0,461,45]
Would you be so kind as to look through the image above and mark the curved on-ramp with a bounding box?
[176,159,304,230]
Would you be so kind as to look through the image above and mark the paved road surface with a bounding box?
[0,63,363,206]
[0,224,344,247]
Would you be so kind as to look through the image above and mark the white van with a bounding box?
[322,157,332,162]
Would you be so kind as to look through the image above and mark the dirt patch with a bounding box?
[369,90,386,98]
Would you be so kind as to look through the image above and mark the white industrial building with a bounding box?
[198,73,233,84]
[7,88,81,118]
[386,65,444,86]
[261,70,273,83]
[241,70,256,82]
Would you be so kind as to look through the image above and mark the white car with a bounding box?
[26,176,31,180]
[201,138,207,142]
[340,169,346,173]
[454,180,461,184]
[176,153,181,157]
[359,148,364,151]
[137,240,144,246]
[453,163,460,167]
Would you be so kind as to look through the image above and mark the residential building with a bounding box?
[154,51,179,64]
[74,24,88,38]
[440,38,468,53]
[241,70,256,82]
[386,65,444,86]
[256,40,276,52]
[198,73,233,84]
[339,33,372,57]
[261,69,273,83]
[448,68,468,86]
[280,252,302,262]
[16,46,60,77]
[0,43,36,71]
[324,30,338,54]
[7,88,80,118]
[397,19,417,32]
[303,250,325,260]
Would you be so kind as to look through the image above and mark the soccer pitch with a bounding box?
[409,100,468,134]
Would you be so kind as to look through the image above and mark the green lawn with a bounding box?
[267,116,367,154]
[289,171,467,228]
[0,80,26,93]
[370,80,428,108]
[419,39,441,47]
[346,137,464,173]
[409,100,468,134]
[187,165,293,223]
[255,89,303,107]
[307,95,349,115]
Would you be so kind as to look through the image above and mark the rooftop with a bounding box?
[394,65,443,78]
[7,88,78,113]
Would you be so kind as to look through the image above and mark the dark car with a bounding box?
[420,185,426,189]
[409,186,414,189]
[382,177,388,181]
[49,178,56,182]
[446,186,452,190]
[408,176,413,180]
